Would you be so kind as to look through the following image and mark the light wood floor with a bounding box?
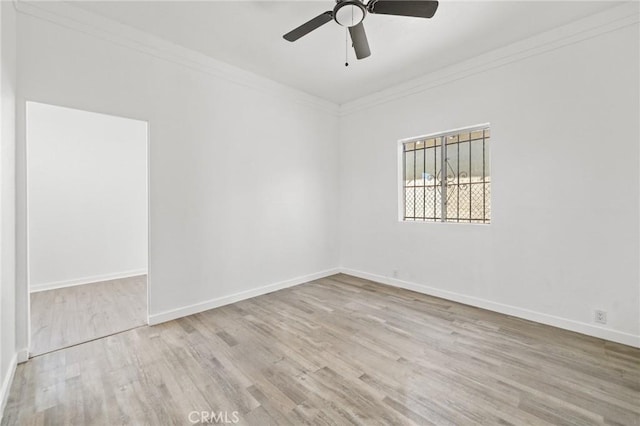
[5,274,639,425]
[30,275,147,356]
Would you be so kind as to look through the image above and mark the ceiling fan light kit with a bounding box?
[283,0,439,61]
[334,1,366,27]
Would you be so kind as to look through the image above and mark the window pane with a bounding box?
[434,146,442,220]
[457,141,470,221]
[485,182,491,222]
[425,185,440,220]
[470,140,484,182]
[446,183,459,221]
[405,187,415,218]
[484,138,491,182]
[484,137,491,221]
[424,145,438,187]
[415,186,425,219]
[415,148,425,186]
[468,135,489,222]
[470,183,484,220]
[404,150,415,185]
[445,143,459,221]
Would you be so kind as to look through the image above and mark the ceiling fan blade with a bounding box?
[367,0,439,18]
[283,11,333,42]
[349,22,371,60]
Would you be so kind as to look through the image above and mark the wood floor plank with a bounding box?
[30,275,147,356]
[4,273,639,425]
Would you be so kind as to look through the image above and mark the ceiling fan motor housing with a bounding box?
[333,0,366,27]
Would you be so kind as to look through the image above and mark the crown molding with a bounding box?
[340,2,640,116]
[14,0,340,116]
[14,1,639,118]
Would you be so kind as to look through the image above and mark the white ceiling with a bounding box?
[72,1,619,104]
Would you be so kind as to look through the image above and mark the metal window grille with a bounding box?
[402,126,490,223]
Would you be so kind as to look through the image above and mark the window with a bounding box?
[401,125,491,223]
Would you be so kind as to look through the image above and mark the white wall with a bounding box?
[0,0,18,416]
[27,102,148,291]
[16,3,340,323]
[339,11,640,346]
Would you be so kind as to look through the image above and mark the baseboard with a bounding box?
[0,352,18,422]
[30,269,148,293]
[148,268,341,325]
[340,268,640,348]
[16,349,28,364]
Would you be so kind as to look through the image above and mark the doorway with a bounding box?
[26,102,148,356]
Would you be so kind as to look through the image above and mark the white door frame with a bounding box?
[16,99,151,360]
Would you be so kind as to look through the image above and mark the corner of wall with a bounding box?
[148,268,340,326]
[0,0,19,421]
[0,353,17,423]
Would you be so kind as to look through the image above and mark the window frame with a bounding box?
[397,123,491,224]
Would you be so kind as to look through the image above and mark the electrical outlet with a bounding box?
[594,310,607,324]
[392,269,399,278]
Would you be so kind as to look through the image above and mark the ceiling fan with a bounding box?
[283,0,439,61]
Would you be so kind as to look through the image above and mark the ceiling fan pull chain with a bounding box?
[345,27,349,67]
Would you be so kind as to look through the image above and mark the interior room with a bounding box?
[0,0,638,425]
[26,101,148,356]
